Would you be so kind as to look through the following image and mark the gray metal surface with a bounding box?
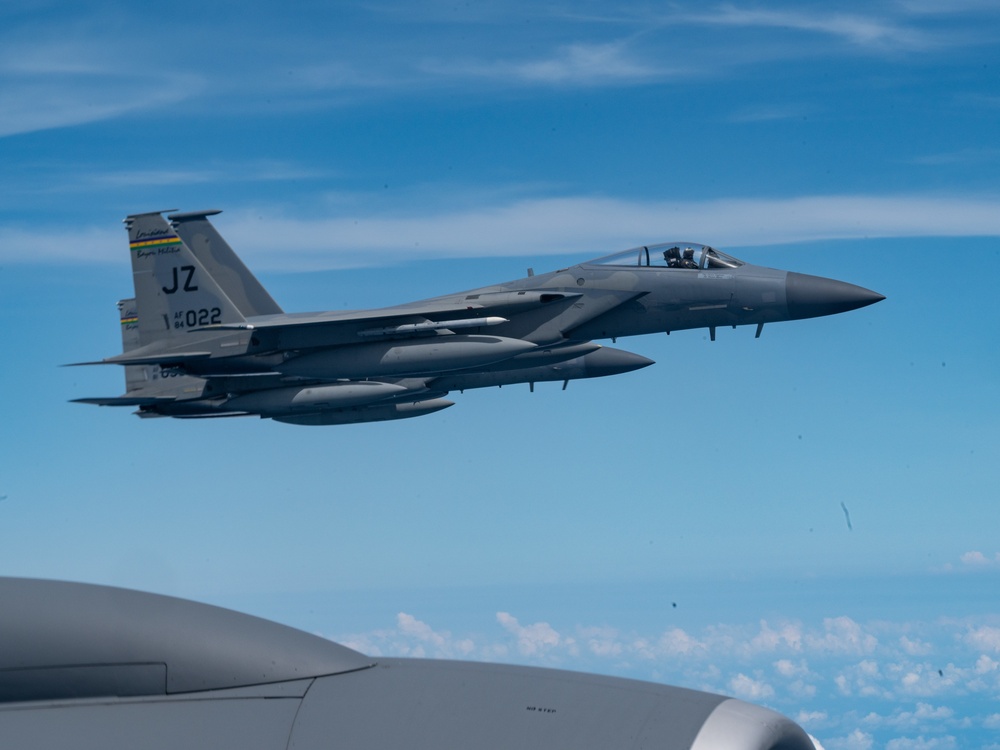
[0,578,815,750]
[169,210,284,317]
[291,658,726,750]
[71,210,883,425]
[0,578,372,701]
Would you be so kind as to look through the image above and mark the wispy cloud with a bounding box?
[729,103,817,123]
[0,71,199,138]
[3,2,994,132]
[80,161,334,189]
[898,0,1000,14]
[443,40,669,87]
[910,148,1000,166]
[0,225,121,264]
[0,24,203,137]
[5,192,1000,269]
[189,192,1000,270]
[690,5,938,53]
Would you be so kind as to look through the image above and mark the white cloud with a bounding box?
[965,625,1000,652]
[885,736,957,750]
[806,617,878,656]
[397,612,449,648]
[690,6,935,52]
[193,193,1000,271]
[825,729,874,750]
[656,627,708,657]
[975,654,998,674]
[2,0,992,136]
[900,636,934,656]
[80,162,331,190]
[866,702,955,729]
[775,658,810,678]
[12,192,999,270]
[910,148,1000,166]
[580,625,624,657]
[0,225,122,264]
[496,612,568,657]
[728,672,774,700]
[324,604,1000,750]
[336,612,473,659]
[729,104,816,123]
[940,550,1000,573]
[958,550,1000,567]
[454,41,667,87]
[0,73,197,138]
[898,0,1000,14]
[0,30,202,138]
[960,551,991,565]
[750,620,805,654]
[796,709,828,724]
[834,660,890,698]
[630,628,706,660]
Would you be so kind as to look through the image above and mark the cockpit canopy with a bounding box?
[587,242,744,270]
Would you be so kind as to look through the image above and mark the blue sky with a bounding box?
[1,2,999,748]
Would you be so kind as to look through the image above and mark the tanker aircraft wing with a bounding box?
[0,577,816,750]
[70,209,883,425]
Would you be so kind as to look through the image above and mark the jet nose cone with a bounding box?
[785,272,885,320]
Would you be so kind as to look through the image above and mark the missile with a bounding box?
[357,317,508,337]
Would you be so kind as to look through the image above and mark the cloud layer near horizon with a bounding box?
[333,601,1000,750]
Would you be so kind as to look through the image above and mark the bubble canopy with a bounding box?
[586,243,745,270]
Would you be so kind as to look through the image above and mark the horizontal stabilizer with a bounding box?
[71,396,176,407]
[97,352,212,367]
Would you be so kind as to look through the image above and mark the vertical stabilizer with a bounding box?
[169,210,283,316]
[125,211,247,343]
[118,298,141,352]
[116,297,208,401]
[117,298,147,393]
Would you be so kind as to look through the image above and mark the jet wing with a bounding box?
[245,291,584,351]
[0,578,815,750]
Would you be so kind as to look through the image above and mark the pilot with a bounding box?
[664,246,682,267]
[681,248,699,269]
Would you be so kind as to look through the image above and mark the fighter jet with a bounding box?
[0,577,815,750]
[72,210,883,425]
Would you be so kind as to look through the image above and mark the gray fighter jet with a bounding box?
[72,210,883,425]
[0,577,814,750]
